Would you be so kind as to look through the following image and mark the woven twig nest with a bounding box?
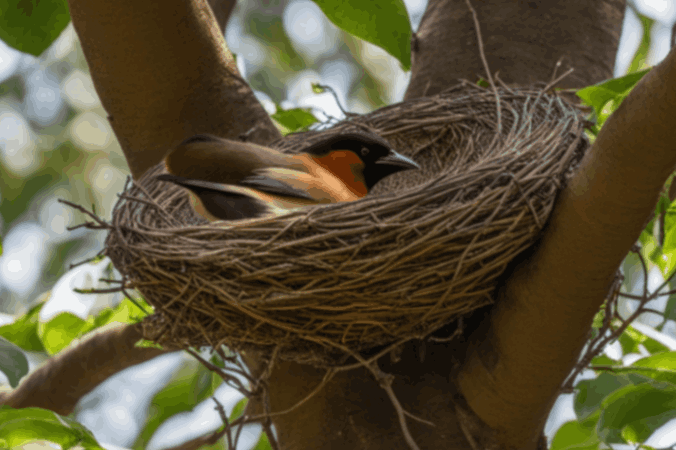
[105,83,588,366]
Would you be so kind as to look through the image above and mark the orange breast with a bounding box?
[306,151,368,199]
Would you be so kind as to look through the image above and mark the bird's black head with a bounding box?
[304,132,419,190]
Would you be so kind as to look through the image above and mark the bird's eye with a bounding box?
[361,146,370,157]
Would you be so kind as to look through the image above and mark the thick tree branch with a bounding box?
[406,0,625,99]
[1,323,168,415]
[207,0,237,33]
[68,0,281,179]
[457,48,676,449]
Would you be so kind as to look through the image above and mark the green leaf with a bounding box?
[0,337,28,388]
[621,409,676,444]
[312,0,411,70]
[550,420,600,450]
[623,352,676,386]
[132,360,219,449]
[271,107,318,133]
[0,302,45,352]
[92,297,152,328]
[576,69,650,130]
[39,312,93,355]
[621,326,669,356]
[661,200,676,274]
[577,69,651,106]
[591,308,605,332]
[665,295,676,322]
[229,398,247,423]
[626,9,653,75]
[209,351,226,369]
[574,372,653,420]
[0,406,103,449]
[476,78,490,88]
[641,335,669,355]
[598,383,676,443]
[253,430,272,450]
[591,355,619,366]
[134,339,164,350]
[0,0,71,56]
[619,331,639,355]
[25,292,150,357]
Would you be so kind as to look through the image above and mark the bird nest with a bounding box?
[104,83,588,366]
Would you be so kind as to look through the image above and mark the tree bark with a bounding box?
[68,0,280,180]
[406,0,625,99]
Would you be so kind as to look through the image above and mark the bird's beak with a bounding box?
[376,151,420,171]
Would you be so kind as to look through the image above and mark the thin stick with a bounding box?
[463,0,502,137]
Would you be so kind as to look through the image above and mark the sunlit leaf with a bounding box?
[621,409,675,444]
[92,297,152,328]
[40,312,93,355]
[576,69,650,131]
[621,352,676,386]
[0,302,45,353]
[272,107,318,133]
[0,406,102,449]
[660,198,676,274]
[598,383,676,443]
[229,398,248,423]
[253,430,272,450]
[626,9,653,74]
[312,0,411,70]
[591,355,618,366]
[620,326,669,356]
[134,339,164,350]
[550,420,599,450]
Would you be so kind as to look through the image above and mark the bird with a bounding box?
[155,132,419,223]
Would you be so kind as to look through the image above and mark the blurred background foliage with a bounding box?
[0,0,676,449]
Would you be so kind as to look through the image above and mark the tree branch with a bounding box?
[457,47,676,449]
[406,0,625,99]
[67,0,281,179]
[207,0,237,33]
[1,323,169,415]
